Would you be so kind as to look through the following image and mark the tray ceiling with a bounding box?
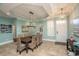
[0,3,77,20]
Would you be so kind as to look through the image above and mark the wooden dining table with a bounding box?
[20,36,32,42]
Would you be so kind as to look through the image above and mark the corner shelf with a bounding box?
[27,25,36,28]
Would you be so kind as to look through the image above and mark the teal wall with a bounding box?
[0,17,15,43]
[15,18,56,40]
[15,18,40,36]
[15,19,26,36]
[0,16,71,43]
[0,16,73,44]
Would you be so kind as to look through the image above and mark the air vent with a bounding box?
[29,11,34,15]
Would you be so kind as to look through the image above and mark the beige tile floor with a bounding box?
[0,41,67,56]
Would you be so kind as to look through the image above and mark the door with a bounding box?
[56,19,67,42]
[12,25,16,38]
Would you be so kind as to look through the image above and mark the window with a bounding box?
[47,20,54,36]
[56,20,66,24]
[73,19,79,24]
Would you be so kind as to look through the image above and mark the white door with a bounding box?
[56,19,67,42]
[12,25,16,38]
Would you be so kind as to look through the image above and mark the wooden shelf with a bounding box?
[27,25,36,27]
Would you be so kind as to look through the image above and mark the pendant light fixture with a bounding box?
[59,8,65,19]
[27,11,35,27]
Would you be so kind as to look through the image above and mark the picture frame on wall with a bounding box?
[1,24,6,32]
[0,24,12,33]
[0,24,1,32]
[22,25,29,32]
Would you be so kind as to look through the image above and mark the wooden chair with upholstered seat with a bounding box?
[39,34,42,44]
[16,37,26,54]
[28,35,37,51]
[36,33,43,47]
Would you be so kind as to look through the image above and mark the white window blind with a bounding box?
[47,20,54,36]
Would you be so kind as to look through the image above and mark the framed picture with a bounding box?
[0,24,12,33]
[0,24,1,32]
[22,25,29,32]
[1,24,6,32]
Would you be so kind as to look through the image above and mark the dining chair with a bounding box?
[36,33,43,47]
[36,33,40,47]
[16,37,26,54]
[28,36,37,51]
[39,34,43,44]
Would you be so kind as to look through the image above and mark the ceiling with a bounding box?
[0,3,77,20]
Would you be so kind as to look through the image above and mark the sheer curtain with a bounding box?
[47,20,54,36]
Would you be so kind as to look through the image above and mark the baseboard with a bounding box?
[43,39,56,42]
[0,40,13,46]
[55,42,66,45]
[43,39,66,45]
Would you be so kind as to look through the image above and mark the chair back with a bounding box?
[28,35,37,49]
[16,37,21,48]
[31,36,36,43]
